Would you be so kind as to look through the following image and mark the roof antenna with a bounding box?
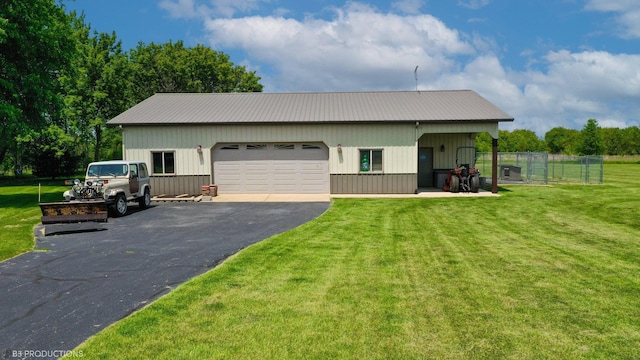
[414,65,419,91]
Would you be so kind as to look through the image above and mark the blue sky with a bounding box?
[62,0,640,135]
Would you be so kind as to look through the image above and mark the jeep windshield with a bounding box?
[87,164,128,177]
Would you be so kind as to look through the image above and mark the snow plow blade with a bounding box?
[39,201,109,224]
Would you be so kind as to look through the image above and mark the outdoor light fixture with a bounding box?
[440,144,445,152]
[197,145,203,153]
[337,144,342,153]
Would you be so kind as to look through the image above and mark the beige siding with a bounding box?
[419,122,499,138]
[122,122,494,177]
[416,123,497,169]
[123,123,418,176]
[418,133,476,169]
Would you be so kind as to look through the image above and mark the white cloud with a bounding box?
[159,0,271,19]
[204,3,473,91]
[585,0,640,38]
[162,1,640,134]
[584,0,637,12]
[159,0,203,19]
[427,50,640,134]
[209,0,271,18]
[542,50,640,101]
[457,0,491,10]
[391,0,424,14]
[617,9,640,38]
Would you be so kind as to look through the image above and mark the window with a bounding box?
[221,145,239,150]
[360,149,383,172]
[247,144,267,150]
[87,164,128,177]
[275,144,295,150]
[152,151,175,174]
[139,163,149,178]
[302,144,322,150]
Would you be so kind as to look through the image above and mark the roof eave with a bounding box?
[108,118,514,127]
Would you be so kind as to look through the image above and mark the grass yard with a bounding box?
[67,164,640,359]
[0,182,67,260]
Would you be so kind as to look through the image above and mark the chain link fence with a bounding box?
[477,152,604,184]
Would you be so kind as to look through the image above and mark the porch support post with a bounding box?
[492,137,498,194]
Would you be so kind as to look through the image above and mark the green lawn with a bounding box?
[66,164,640,359]
[0,181,67,260]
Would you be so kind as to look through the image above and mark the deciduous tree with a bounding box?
[129,41,263,103]
[61,16,132,162]
[475,132,493,153]
[544,127,580,154]
[18,125,80,179]
[0,0,76,167]
[497,129,546,153]
[621,126,640,155]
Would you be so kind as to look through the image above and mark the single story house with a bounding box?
[108,90,514,195]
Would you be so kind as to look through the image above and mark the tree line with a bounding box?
[476,119,640,156]
[3,1,637,179]
[1,0,262,178]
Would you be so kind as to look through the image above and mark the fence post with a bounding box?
[544,153,549,184]
[527,152,532,183]
[600,156,604,184]
[492,139,498,194]
[585,156,590,184]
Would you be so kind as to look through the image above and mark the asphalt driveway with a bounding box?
[0,201,329,357]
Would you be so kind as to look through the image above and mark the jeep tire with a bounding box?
[139,188,151,209]
[113,193,128,217]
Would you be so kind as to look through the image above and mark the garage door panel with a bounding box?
[272,174,296,182]
[214,163,241,179]
[300,162,326,170]
[273,184,298,193]
[272,161,297,169]
[245,162,269,171]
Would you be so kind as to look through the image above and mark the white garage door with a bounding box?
[213,143,329,194]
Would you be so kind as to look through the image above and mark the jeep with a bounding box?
[64,160,152,217]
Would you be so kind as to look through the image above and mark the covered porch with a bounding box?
[417,125,499,194]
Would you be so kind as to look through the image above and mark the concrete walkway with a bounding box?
[204,189,498,202]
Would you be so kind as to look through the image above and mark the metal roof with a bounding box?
[107,90,514,126]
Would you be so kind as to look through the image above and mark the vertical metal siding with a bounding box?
[418,133,475,169]
[122,122,495,194]
[330,174,417,194]
[123,123,418,176]
[419,123,498,138]
[150,175,211,196]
